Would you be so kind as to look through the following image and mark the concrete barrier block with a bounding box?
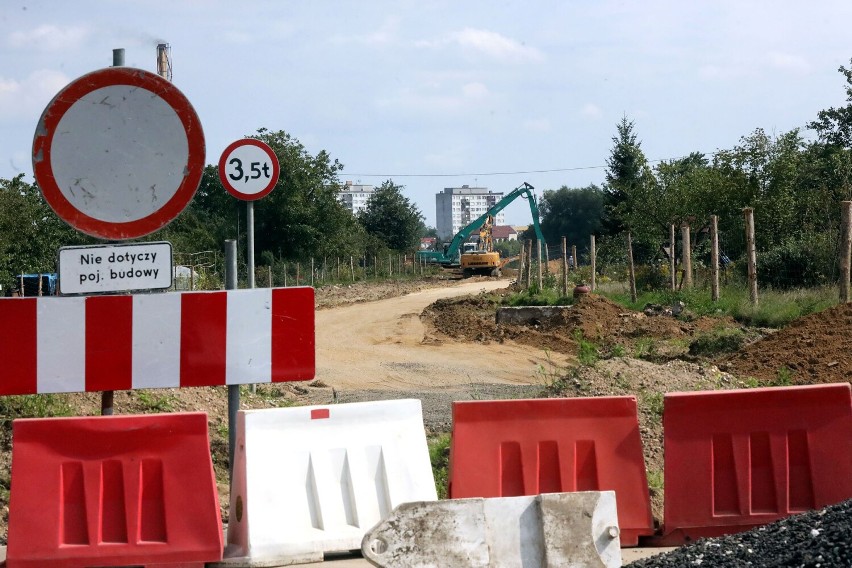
[362,491,621,568]
[495,306,565,326]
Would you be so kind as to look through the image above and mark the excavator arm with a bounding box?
[418,182,546,266]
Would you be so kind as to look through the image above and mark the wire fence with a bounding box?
[516,202,852,304]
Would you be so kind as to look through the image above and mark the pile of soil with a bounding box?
[422,291,740,359]
[721,303,852,385]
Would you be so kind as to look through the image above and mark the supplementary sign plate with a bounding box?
[58,242,173,294]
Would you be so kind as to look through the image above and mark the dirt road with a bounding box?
[315,279,571,391]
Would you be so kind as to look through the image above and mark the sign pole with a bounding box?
[225,239,240,482]
[101,47,125,417]
[247,201,255,289]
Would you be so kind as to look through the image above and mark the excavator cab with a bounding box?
[460,215,501,277]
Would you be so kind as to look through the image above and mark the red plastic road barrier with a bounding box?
[660,383,852,545]
[0,286,314,395]
[7,412,223,568]
[449,397,653,546]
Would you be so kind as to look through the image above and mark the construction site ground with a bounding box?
[0,273,849,563]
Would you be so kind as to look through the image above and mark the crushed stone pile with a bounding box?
[628,499,852,567]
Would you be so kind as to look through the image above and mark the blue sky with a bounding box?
[2,1,851,227]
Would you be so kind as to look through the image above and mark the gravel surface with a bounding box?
[627,499,852,567]
[334,383,545,433]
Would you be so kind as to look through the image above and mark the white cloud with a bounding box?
[0,69,70,120]
[523,118,551,132]
[417,28,543,63]
[698,64,749,81]
[8,24,89,52]
[581,103,602,118]
[768,52,810,74]
[332,16,401,45]
[377,81,491,114]
[462,82,489,99]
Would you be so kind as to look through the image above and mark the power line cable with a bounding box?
[341,123,818,180]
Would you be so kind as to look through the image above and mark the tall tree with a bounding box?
[248,129,364,261]
[0,174,88,288]
[603,116,654,237]
[358,180,424,253]
[808,59,852,148]
[538,185,604,254]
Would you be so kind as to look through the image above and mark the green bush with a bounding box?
[756,233,838,289]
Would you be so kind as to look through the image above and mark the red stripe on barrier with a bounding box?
[180,291,227,387]
[0,299,37,395]
[271,287,315,381]
[658,383,852,545]
[85,296,132,392]
[311,409,330,420]
[8,412,223,567]
[449,397,653,546]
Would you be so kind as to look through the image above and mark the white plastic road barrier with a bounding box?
[219,399,437,566]
[362,492,622,568]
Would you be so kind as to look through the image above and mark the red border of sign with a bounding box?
[218,139,280,201]
[32,67,205,240]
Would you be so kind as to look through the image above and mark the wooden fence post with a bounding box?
[526,240,533,289]
[744,207,759,306]
[681,223,692,289]
[590,235,596,291]
[561,236,568,297]
[283,263,288,287]
[841,201,852,302]
[627,231,637,303]
[537,240,543,290]
[350,256,355,282]
[669,224,676,291]
[710,215,720,302]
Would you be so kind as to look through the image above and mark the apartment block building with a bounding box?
[337,181,375,215]
[435,186,505,240]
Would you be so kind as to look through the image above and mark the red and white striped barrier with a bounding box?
[0,287,314,395]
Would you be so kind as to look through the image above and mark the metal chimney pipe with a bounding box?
[112,48,125,67]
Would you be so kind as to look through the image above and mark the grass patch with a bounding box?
[505,287,571,307]
[634,337,659,360]
[135,390,178,413]
[428,433,452,499]
[574,331,599,367]
[0,394,73,424]
[688,326,746,357]
[509,279,838,329]
[646,469,664,493]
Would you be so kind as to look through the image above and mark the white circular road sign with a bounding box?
[32,67,205,240]
[218,139,280,201]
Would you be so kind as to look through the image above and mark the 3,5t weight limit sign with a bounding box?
[218,139,280,200]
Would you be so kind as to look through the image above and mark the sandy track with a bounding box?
[315,279,570,391]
